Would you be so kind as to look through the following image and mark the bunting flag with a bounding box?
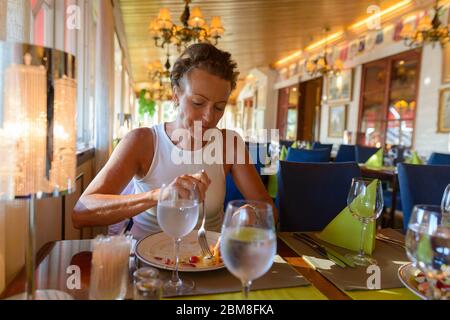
[349,41,359,60]
[393,20,404,41]
[375,29,384,45]
[339,44,348,61]
[358,36,366,54]
[365,32,376,51]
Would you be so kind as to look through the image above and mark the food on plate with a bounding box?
[153,237,223,268]
[409,269,450,299]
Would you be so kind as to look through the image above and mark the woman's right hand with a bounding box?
[165,171,211,202]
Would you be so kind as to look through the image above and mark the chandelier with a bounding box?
[306,28,343,77]
[400,0,449,48]
[146,58,173,102]
[149,0,225,51]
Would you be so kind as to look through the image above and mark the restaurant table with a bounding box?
[1,236,417,300]
[360,165,398,228]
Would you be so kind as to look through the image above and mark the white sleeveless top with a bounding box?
[129,123,226,239]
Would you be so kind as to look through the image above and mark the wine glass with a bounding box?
[220,200,276,299]
[405,205,450,300]
[441,184,450,215]
[157,183,200,295]
[346,178,384,266]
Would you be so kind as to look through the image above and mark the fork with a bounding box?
[376,233,406,249]
[198,200,214,259]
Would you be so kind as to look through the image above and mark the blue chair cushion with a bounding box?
[277,161,361,231]
[312,142,333,159]
[427,152,450,165]
[286,147,330,163]
[355,146,380,163]
[335,145,356,162]
[398,163,450,231]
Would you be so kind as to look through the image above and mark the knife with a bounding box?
[292,233,346,268]
[296,233,355,268]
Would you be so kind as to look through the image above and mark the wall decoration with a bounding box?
[326,69,353,104]
[328,104,347,138]
[375,29,384,44]
[443,44,450,83]
[438,88,450,132]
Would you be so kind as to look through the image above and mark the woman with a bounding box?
[73,43,277,239]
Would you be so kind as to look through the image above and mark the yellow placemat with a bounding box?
[346,288,420,300]
[170,286,327,300]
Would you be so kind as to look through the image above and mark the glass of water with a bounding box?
[441,184,450,215]
[405,205,450,300]
[220,200,276,299]
[157,183,199,295]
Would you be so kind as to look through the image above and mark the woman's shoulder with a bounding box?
[124,127,155,146]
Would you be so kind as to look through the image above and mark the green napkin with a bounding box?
[280,145,288,160]
[267,146,288,198]
[291,141,298,149]
[306,142,312,150]
[364,148,383,168]
[317,180,378,254]
[405,151,423,165]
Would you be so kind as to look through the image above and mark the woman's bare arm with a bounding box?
[224,131,278,224]
[72,128,156,229]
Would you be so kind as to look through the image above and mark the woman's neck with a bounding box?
[165,120,209,151]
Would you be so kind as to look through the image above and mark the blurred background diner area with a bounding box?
[0,0,449,301]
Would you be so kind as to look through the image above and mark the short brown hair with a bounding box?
[170,43,240,91]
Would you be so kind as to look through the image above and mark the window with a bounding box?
[358,50,421,148]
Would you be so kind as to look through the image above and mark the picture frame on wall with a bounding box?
[438,88,450,133]
[443,40,450,83]
[328,104,347,138]
[327,69,352,104]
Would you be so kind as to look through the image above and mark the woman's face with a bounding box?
[174,68,231,136]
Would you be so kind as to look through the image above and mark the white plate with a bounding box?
[397,262,427,300]
[135,230,224,272]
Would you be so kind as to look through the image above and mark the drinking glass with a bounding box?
[346,178,384,266]
[405,205,450,300]
[220,200,276,299]
[441,184,450,215]
[89,233,132,300]
[134,279,163,300]
[157,183,200,295]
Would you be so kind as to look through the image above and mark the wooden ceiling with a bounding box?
[119,0,410,85]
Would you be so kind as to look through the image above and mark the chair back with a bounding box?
[277,161,361,231]
[398,163,450,231]
[312,142,333,160]
[355,145,380,163]
[427,152,450,165]
[286,147,330,163]
[335,144,356,162]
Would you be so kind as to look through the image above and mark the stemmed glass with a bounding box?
[441,184,450,215]
[405,205,450,300]
[157,183,200,295]
[220,200,277,299]
[346,178,384,266]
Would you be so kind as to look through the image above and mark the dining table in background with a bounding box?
[359,165,399,229]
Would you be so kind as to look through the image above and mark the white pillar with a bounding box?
[94,0,115,173]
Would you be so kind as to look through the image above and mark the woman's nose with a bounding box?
[202,105,214,123]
